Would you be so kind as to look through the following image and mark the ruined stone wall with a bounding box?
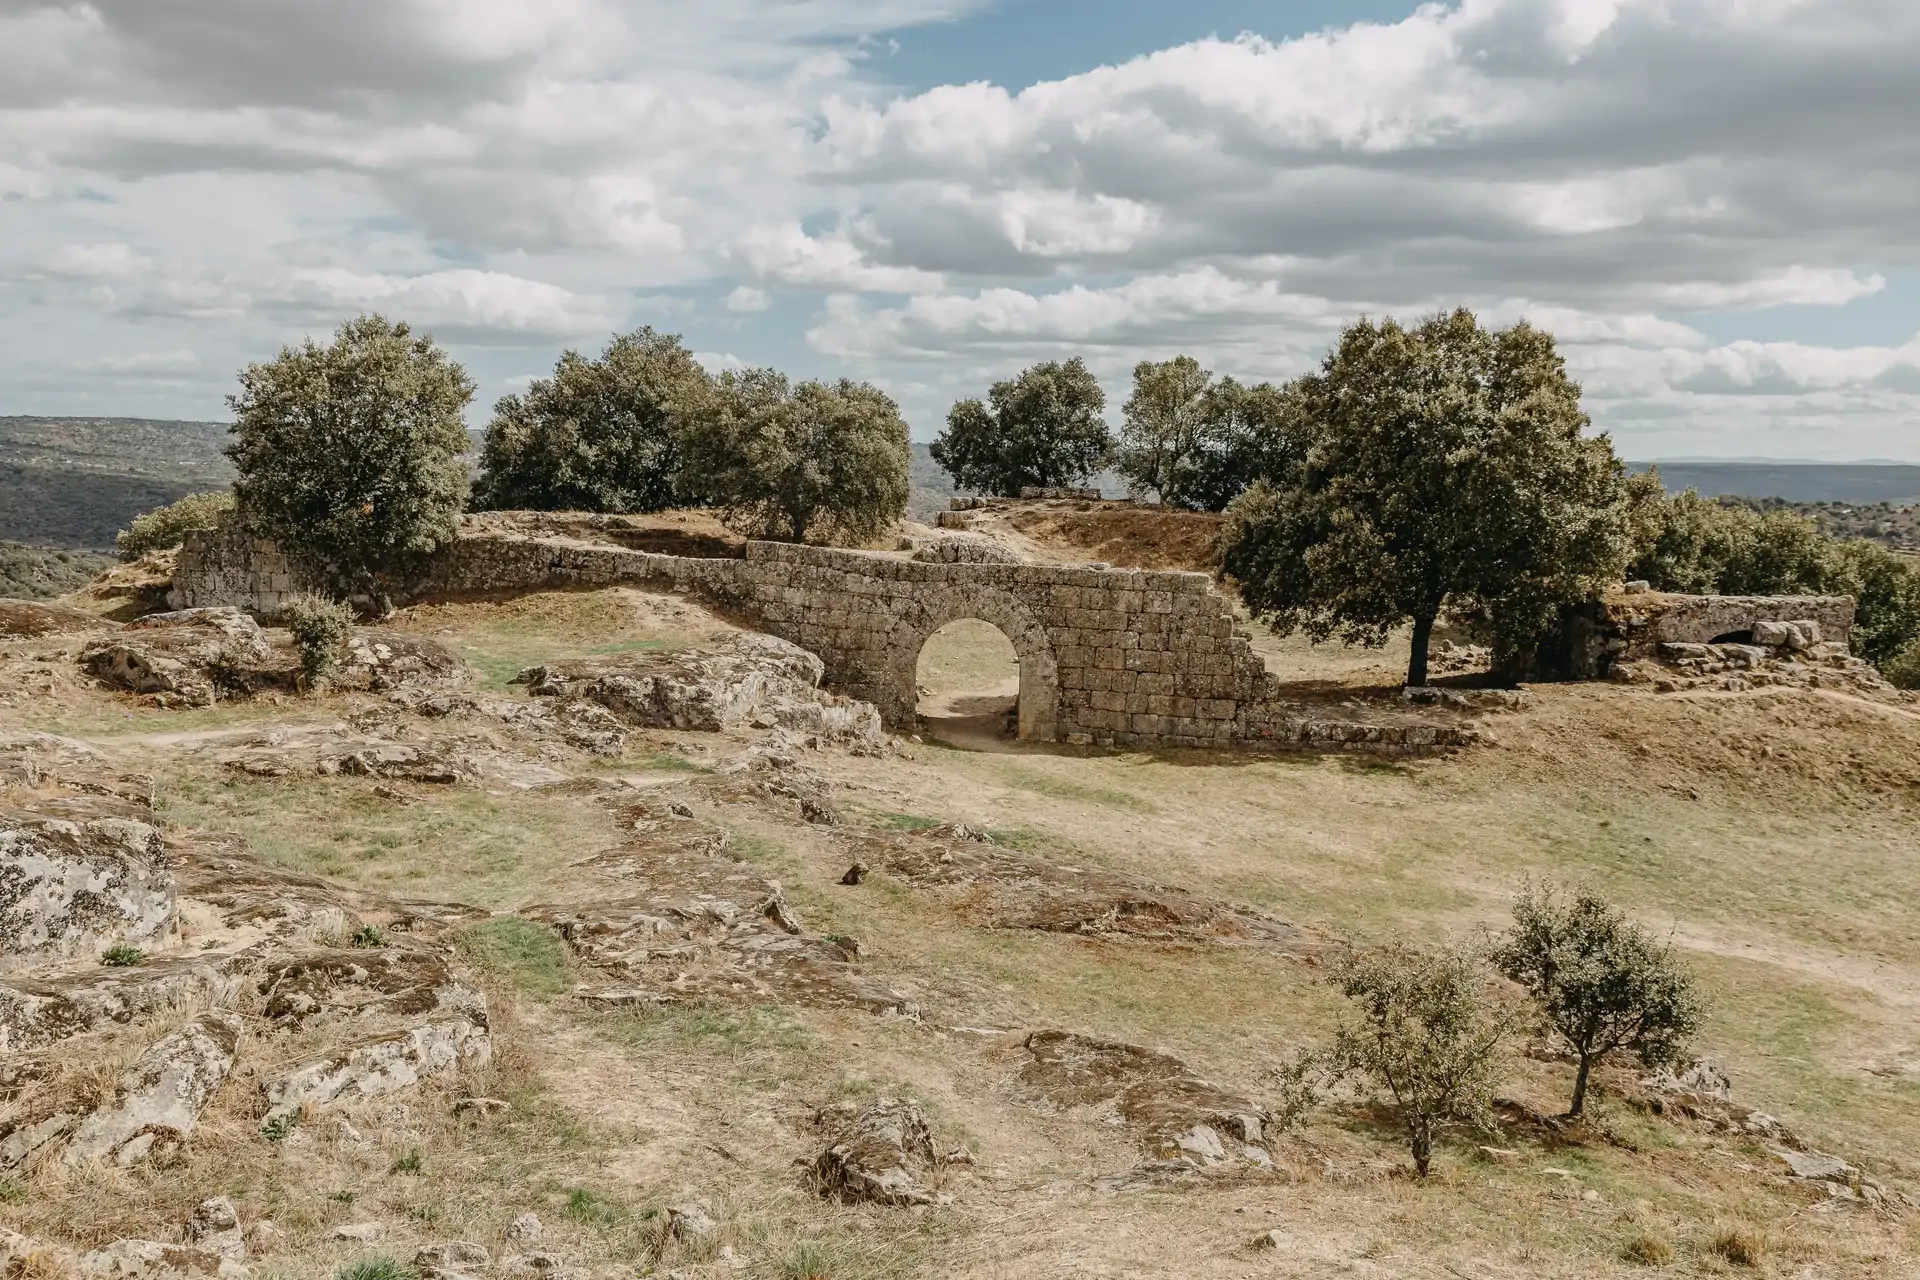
[1540,591,1856,680]
[172,521,1473,754]
[169,522,323,619]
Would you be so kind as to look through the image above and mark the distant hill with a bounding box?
[1630,461,1920,505]
[0,416,233,550]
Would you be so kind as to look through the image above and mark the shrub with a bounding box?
[282,592,355,688]
[228,314,473,612]
[100,944,144,967]
[1710,1225,1767,1268]
[933,358,1112,498]
[1325,942,1510,1176]
[261,1112,298,1142]
[114,490,234,560]
[1492,884,1704,1117]
[677,371,909,544]
[334,1258,420,1280]
[1621,1230,1675,1266]
[473,327,713,513]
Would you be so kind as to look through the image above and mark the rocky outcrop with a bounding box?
[263,1016,491,1119]
[334,629,466,693]
[63,1009,243,1167]
[1610,637,1900,697]
[846,824,1318,954]
[0,811,175,974]
[519,632,889,751]
[258,947,486,1027]
[82,1236,251,1278]
[810,1097,944,1205]
[81,607,275,706]
[0,955,237,1052]
[1019,1030,1273,1178]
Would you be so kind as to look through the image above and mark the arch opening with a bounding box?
[1709,629,1754,645]
[914,618,1023,745]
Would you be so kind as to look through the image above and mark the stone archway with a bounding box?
[883,586,1060,741]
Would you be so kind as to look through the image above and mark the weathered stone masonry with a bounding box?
[173,521,1472,754]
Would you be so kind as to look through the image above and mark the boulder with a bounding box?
[505,1213,543,1243]
[81,1237,250,1278]
[0,812,175,974]
[0,955,238,1052]
[1019,1030,1273,1175]
[334,629,466,692]
[519,632,885,750]
[810,1097,942,1206]
[182,1197,246,1260]
[330,1222,386,1243]
[82,608,273,706]
[64,1010,244,1167]
[257,947,487,1027]
[264,1016,491,1119]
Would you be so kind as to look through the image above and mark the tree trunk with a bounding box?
[1407,609,1436,688]
[1410,1117,1433,1176]
[1570,1053,1594,1118]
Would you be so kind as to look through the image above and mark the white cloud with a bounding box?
[1,0,1918,455]
[43,242,150,279]
[724,285,772,312]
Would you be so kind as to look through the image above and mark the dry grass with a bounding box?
[9,581,1920,1277]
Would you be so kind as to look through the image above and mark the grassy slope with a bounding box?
[7,582,1917,1277]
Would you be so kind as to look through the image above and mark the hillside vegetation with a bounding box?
[0,416,232,549]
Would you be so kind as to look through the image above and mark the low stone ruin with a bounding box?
[1535,589,1858,682]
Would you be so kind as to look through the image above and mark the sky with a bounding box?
[2,0,1918,461]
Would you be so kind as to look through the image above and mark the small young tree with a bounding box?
[115,491,235,560]
[677,371,909,544]
[931,358,1110,497]
[227,314,473,612]
[1328,943,1509,1176]
[1219,310,1631,687]
[1493,884,1704,1118]
[472,327,713,513]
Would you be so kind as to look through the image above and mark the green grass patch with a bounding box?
[565,1186,634,1229]
[596,1003,818,1061]
[458,917,575,999]
[992,762,1155,814]
[333,1258,418,1280]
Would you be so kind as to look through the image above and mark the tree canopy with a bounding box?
[1493,884,1704,1117]
[679,371,910,544]
[1219,309,1632,686]
[931,358,1111,497]
[1114,357,1302,511]
[473,327,712,514]
[227,314,473,611]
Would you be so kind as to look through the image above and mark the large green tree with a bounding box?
[227,314,473,611]
[473,327,712,513]
[678,371,909,544]
[1114,357,1299,510]
[1220,310,1631,687]
[1115,355,1210,504]
[931,358,1111,497]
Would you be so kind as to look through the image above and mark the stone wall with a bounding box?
[169,522,322,619]
[172,520,1474,755]
[1538,591,1856,681]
